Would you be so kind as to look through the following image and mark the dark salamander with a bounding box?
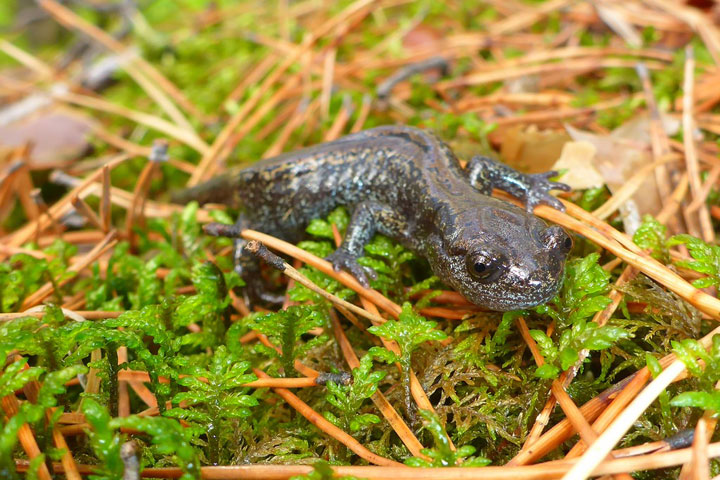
[176,125,572,311]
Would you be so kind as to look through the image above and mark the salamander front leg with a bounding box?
[466,155,571,212]
[326,201,402,287]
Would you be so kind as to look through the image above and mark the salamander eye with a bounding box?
[466,252,502,283]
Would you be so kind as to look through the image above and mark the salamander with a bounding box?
[175,125,572,311]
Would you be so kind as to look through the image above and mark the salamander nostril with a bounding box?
[542,226,572,252]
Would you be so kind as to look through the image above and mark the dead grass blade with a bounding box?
[37,0,205,133]
[254,369,404,467]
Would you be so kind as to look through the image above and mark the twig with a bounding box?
[592,154,679,220]
[350,94,372,133]
[204,224,401,316]
[323,94,353,141]
[565,368,651,458]
[682,46,714,243]
[262,96,314,158]
[117,369,330,389]
[320,48,336,120]
[330,310,427,459]
[121,441,140,480]
[100,165,111,232]
[70,195,103,230]
[376,56,449,101]
[20,230,118,309]
[516,318,603,452]
[23,440,720,479]
[187,0,377,186]
[37,0,205,134]
[681,417,709,480]
[562,325,720,479]
[125,141,166,249]
[533,200,720,319]
[2,394,53,480]
[489,0,573,35]
[635,62,679,231]
[54,91,209,154]
[439,58,666,90]
[254,369,404,467]
[239,238,388,325]
[0,39,54,78]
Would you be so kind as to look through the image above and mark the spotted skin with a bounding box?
[176,125,572,310]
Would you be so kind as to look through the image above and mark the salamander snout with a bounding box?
[540,225,573,253]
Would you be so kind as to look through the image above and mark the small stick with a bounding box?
[262,96,313,158]
[235,227,401,317]
[376,56,449,101]
[323,94,354,141]
[682,417,709,480]
[51,421,82,480]
[223,236,390,326]
[682,46,714,244]
[14,163,41,222]
[254,369,404,467]
[117,369,333,389]
[489,0,572,35]
[20,230,118,309]
[350,94,372,133]
[1,395,52,480]
[562,323,720,480]
[187,0,377,186]
[565,369,652,459]
[126,141,166,248]
[320,48,336,120]
[225,55,278,103]
[54,92,208,154]
[439,58,666,90]
[330,310,428,459]
[0,39,54,78]
[637,63,679,227]
[592,154,679,220]
[516,318,600,448]
[100,165,111,232]
[16,441,720,479]
[657,173,690,224]
[36,0,204,136]
[534,200,720,319]
[117,347,131,417]
[255,98,302,141]
[70,195,103,230]
[4,154,128,250]
[30,188,63,240]
[521,264,635,459]
[220,75,304,168]
[0,310,122,321]
[686,164,720,213]
[121,441,140,480]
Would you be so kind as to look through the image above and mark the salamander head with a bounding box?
[429,201,571,311]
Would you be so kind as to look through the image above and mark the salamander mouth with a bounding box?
[465,281,562,312]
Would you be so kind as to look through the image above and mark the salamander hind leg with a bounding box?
[326,201,407,287]
[466,155,571,212]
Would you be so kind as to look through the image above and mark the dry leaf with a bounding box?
[551,141,604,190]
[565,113,680,232]
[0,106,94,170]
[499,125,571,173]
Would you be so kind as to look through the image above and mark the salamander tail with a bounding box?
[171,174,237,206]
